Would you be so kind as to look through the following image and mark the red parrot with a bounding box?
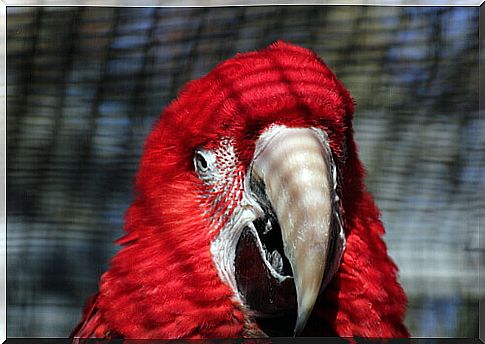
[72,41,409,340]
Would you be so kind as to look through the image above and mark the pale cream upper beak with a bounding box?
[251,125,338,335]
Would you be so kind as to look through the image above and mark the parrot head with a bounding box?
[74,41,409,339]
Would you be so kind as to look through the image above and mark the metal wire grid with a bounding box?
[6,6,483,337]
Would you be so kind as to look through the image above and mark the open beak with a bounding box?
[237,125,344,335]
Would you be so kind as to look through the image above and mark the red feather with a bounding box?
[72,41,408,339]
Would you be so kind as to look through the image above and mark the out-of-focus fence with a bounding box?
[6,6,483,337]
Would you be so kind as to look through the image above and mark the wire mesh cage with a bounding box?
[6,6,483,337]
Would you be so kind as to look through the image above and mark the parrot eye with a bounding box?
[194,150,210,174]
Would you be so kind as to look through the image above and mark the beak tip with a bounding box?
[293,306,312,337]
[293,323,304,337]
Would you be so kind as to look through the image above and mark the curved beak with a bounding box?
[251,125,342,335]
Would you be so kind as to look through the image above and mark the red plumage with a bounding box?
[72,41,409,340]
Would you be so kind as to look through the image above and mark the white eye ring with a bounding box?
[194,150,210,174]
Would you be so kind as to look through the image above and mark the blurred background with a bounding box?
[6,6,483,338]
